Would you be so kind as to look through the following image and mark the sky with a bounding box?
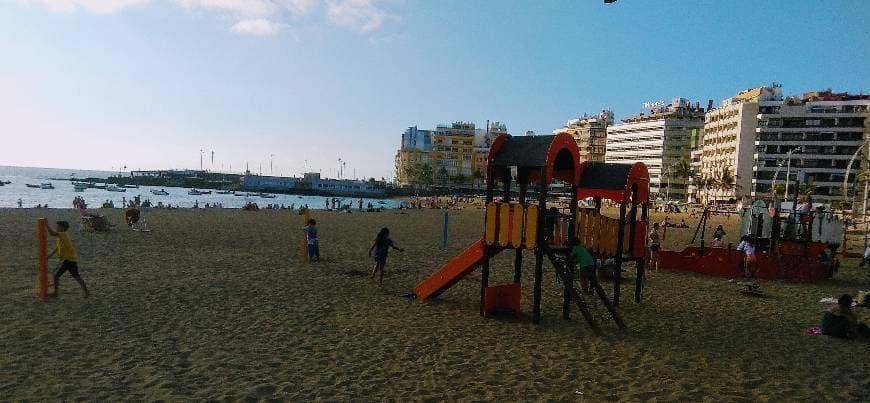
[1,0,868,179]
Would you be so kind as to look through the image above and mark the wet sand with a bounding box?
[1,208,868,401]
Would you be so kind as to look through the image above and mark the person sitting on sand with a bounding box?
[821,294,870,339]
[303,219,320,262]
[46,221,90,298]
[712,225,726,247]
[368,227,404,285]
[569,237,596,294]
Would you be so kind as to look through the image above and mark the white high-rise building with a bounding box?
[702,85,782,204]
[606,98,706,202]
[751,90,870,204]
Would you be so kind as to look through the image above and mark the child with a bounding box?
[736,235,756,278]
[821,294,870,339]
[303,219,320,262]
[368,228,404,285]
[46,221,89,298]
[569,238,596,294]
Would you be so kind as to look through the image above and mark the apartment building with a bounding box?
[702,85,781,203]
[751,90,870,204]
[605,98,706,202]
[554,110,613,163]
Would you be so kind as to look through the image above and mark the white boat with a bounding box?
[123,184,139,189]
[188,189,211,195]
[150,189,169,196]
[216,190,233,195]
[40,183,55,189]
[94,183,107,189]
[259,193,277,199]
[106,185,127,192]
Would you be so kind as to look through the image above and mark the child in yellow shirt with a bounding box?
[47,221,89,298]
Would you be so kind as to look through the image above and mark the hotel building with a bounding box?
[605,98,706,202]
[751,90,870,204]
[554,110,613,163]
[702,86,781,203]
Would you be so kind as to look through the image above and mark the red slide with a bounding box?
[413,238,499,300]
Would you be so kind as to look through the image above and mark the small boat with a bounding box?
[259,193,276,199]
[150,189,169,196]
[40,183,55,189]
[26,184,40,188]
[0,180,10,185]
[106,185,127,192]
[94,183,107,189]
[188,189,211,195]
[123,184,139,189]
[216,190,233,195]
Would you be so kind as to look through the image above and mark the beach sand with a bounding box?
[1,207,868,401]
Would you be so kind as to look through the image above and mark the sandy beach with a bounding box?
[1,207,868,401]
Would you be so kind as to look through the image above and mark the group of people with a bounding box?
[301,217,404,285]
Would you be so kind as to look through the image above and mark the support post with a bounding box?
[613,201,627,306]
[441,208,449,250]
[533,167,546,324]
[38,218,48,302]
[480,166,496,316]
[636,201,649,303]
[563,184,579,320]
[301,209,311,263]
[514,175,528,284]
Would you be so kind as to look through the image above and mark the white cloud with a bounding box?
[327,0,387,32]
[23,0,149,14]
[23,0,397,36]
[231,18,279,36]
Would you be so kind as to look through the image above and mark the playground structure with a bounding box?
[659,199,845,282]
[412,133,650,335]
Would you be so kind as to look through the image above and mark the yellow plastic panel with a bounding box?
[525,205,538,250]
[498,203,511,247]
[511,204,524,248]
[485,202,498,246]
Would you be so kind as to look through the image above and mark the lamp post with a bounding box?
[783,146,801,207]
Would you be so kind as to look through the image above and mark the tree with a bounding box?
[406,163,434,188]
[714,165,736,204]
[436,166,449,186]
[472,168,484,189]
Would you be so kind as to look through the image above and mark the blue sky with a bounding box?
[1,0,868,179]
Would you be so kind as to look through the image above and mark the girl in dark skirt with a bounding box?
[369,228,404,285]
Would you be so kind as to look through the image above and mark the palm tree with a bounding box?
[472,168,484,189]
[670,158,692,203]
[715,165,736,204]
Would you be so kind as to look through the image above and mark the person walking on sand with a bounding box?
[46,221,89,298]
[369,228,404,285]
[648,222,661,273]
[303,219,320,262]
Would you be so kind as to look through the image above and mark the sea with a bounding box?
[0,166,401,209]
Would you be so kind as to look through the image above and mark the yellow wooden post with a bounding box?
[499,203,511,247]
[301,209,311,263]
[525,204,538,250]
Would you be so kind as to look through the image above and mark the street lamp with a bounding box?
[783,146,801,206]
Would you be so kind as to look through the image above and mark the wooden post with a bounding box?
[514,174,528,284]
[636,201,649,303]
[562,183,579,320]
[301,209,311,263]
[613,201,627,306]
[480,166,496,316]
[37,218,48,302]
[533,167,546,325]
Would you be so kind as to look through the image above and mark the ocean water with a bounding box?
[0,166,400,209]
